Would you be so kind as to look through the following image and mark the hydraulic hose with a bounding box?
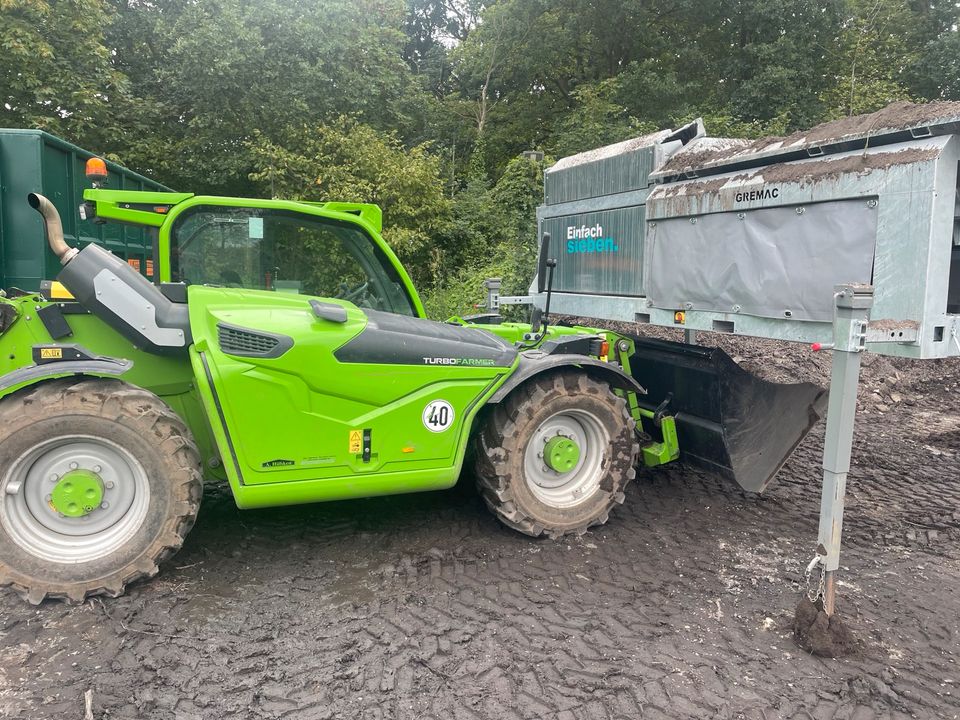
[28,193,79,265]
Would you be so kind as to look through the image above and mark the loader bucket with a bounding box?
[627,336,827,493]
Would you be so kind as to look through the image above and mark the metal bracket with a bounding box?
[498,295,535,306]
[865,320,920,344]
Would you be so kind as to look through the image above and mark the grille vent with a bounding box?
[217,323,291,358]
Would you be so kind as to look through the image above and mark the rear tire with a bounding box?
[474,371,638,538]
[0,379,202,604]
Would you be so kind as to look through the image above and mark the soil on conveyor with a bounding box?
[2,324,959,720]
[659,100,960,174]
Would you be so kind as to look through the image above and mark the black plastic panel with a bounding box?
[335,310,516,367]
[217,322,293,359]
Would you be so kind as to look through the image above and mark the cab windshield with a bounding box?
[169,206,417,316]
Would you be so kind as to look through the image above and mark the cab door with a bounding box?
[173,204,515,503]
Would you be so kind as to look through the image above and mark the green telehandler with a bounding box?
[0,168,824,604]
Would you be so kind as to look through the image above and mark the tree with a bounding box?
[423,154,544,320]
[0,0,126,144]
[819,0,917,119]
[102,0,426,194]
[248,118,452,289]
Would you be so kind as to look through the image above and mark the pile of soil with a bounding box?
[793,597,858,657]
[659,100,960,173]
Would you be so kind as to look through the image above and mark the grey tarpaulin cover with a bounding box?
[644,199,878,322]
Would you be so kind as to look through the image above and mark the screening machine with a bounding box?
[499,101,960,618]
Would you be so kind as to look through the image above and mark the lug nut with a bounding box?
[69,462,78,470]
[100,501,109,509]
[105,481,114,490]
[94,465,102,473]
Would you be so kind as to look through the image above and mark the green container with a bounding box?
[0,130,170,292]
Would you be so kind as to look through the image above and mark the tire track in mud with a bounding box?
[1,340,959,720]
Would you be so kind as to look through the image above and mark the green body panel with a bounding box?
[185,286,515,508]
[0,130,170,290]
[613,336,681,466]
[0,296,192,393]
[82,189,195,227]
[450,318,608,346]
[302,201,383,233]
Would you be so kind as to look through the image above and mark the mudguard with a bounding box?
[487,352,646,404]
[0,347,132,396]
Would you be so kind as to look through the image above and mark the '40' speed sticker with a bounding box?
[422,400,455,432]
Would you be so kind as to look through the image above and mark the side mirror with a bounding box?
[536,232,551,294]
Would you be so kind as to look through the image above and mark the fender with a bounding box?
[487,352,646,404]
[0,346,132,396]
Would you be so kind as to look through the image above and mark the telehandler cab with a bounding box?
[0,165,823,603]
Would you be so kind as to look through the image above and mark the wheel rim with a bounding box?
[523,409,609,508]
[1,435,151,563]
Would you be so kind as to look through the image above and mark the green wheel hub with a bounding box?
[543,436,581,473]
[50,469,104,518]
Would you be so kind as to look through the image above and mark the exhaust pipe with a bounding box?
[28,193,78,265]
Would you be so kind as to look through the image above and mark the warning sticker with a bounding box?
[40,348,62,359]
[348,429,363,454]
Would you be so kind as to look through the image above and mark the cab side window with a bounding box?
[170,206,416,316]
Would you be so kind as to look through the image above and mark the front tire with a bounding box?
[474,371,639,538]
[0,379,202,604]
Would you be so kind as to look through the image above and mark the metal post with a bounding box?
[683,329,698,345]
[483,278,502,313]
[815,283,873,615]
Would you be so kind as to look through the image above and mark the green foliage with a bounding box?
[247,118,452,289]
[422,155,543,320]
[103,0,428,194]
[909,30,960,100]
[548,82,655,159]
[818,0,918,119]
[684,111,792,140]
[5,0,958,314]
[0,0,126,143]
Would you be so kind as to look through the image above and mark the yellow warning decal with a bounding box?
[348,429,362,454]
[673,311,686,325]
[40,348,63,360]
[46,281,74,300]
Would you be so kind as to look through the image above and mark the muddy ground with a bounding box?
[1,330,959,720]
